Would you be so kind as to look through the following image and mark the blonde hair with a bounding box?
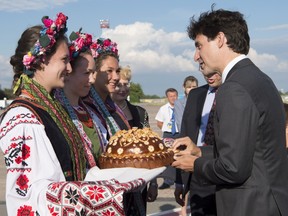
[120,65,132,81]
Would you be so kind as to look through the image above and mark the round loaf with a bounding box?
[98,128,174,169]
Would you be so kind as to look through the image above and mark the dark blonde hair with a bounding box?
[119,65,132,81]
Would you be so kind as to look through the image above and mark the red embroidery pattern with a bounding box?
[4,139,31,171]
[1,115,34,197]
[46,179,145,215]
[16,174,29,190]
[17,205,38,216]
[0,113,40,139]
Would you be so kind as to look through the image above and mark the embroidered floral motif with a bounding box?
[46,179,145,215]
[102,209,116,216]
[65,187,80,205]
[48,206,60,216]
[4,139,31,168]
[16,174,29,196]
[17,205,35,216]
[16,174,29,190]
[85,185,105,201]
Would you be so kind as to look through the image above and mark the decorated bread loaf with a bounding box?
[98,128,174,169]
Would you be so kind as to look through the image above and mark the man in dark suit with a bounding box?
[172,8,288,216]
[174,71,221,216]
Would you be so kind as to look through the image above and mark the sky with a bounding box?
[0,0,288,97]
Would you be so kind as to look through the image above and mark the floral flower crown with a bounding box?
[69,28,93,61]
[90,37,119,59]
[22,12,68,74]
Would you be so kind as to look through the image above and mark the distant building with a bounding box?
[282,95,288,103]
[0,98,13,109]
[100,19,110,29]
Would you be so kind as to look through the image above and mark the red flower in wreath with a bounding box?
[22,144,31,160]
[16,174,29,190]
[17,205,34,216]
[86,185,105,201]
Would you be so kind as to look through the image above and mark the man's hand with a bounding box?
[172,136,201,157]
[174,184,185,206]
[172,153,198,172]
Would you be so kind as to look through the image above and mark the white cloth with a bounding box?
[85,166,166,183]
[155,103,178,133]
[196,87,216,146]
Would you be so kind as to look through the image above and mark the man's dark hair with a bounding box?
[187,5,250,55]
[165,88,178,96]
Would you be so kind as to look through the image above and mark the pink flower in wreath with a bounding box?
[23,52,35,68]
[103,39,111,47]
[86,185,105,201]
[16,174,29,190]
[43,18,53,28]
[17,205,34,216]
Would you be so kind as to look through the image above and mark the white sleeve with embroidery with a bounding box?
[0,106,66,215]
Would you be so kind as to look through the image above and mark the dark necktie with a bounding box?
[171,107,176,135]
[204,88,217,146]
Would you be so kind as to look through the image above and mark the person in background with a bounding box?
[174,70,221,216]
[111,65,149,128]
[155,88,178,189]
[172,7,288,216]
[174,76,198,131]
[156,88,179,139]
[55,29,108,167]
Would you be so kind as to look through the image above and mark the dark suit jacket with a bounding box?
[177,84,217,215]
[194,58,288,216]
[126,100,149,128]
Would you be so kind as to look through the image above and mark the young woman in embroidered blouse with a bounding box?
[55,30,108,168]
[85,38,131,140]
[0,14,142,215]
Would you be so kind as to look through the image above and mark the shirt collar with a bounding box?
[208,86,217,94]
[222,54,247,83]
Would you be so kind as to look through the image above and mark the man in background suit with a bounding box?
[174,75,198,132]
[172,7,288,216]
[174,71,221,216]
